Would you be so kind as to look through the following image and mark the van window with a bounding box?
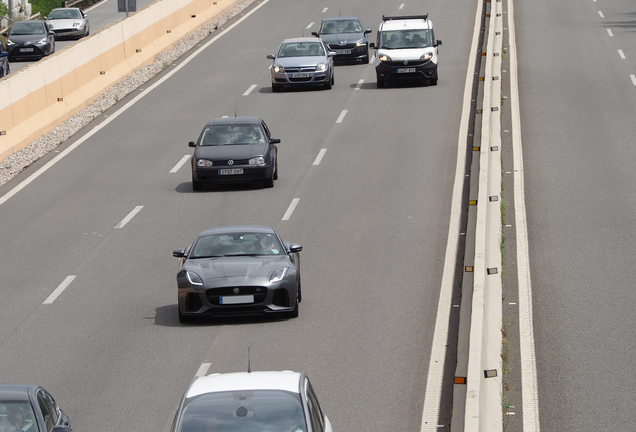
[380,30,431,49]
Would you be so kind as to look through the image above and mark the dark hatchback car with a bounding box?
[189,117,279,190]
[0,40,9,77]
[2,20,56,61]
[312,17,372,64]
[173,226,302,322]
[0,384,72,432]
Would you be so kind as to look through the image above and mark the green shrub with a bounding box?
[30,0,64,19]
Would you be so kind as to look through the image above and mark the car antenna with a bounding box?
[247,347,252,373]
[234,100,237,117]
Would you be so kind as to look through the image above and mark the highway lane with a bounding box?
[515,0,636,429]
[0,0,477,431]
[8,0,157,72]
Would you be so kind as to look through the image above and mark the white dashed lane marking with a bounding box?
[355,79,364,90]
[321,7,328,13]
[115,206,144,229]
[607,29,613,37]
[336,110,348,123]
[313,149,327,166]
[170,155,191,173]
[631,75,636,86]
[282,198,300,221]
[618,50,626,59]
[43,275,76,304]
[243,84,257,96]
[598,11,604,18]
[306,22,314,29]
[196,363,211,377]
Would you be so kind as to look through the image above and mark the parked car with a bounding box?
[312,16,372,64]
[0,40,9,77]
[267,37,335,92]
[173,226,302,322]
[189,117,279,190]
[0,384,72,432]
[2,20,55,61]
[45,7,90,39]
[170,371,333,432]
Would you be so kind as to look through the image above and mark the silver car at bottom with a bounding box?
[267,37,335,92]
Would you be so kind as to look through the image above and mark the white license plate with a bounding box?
[219,168,243,175]
[19,48,34,52]
[291,73,310,78]
[397,67,416,73]
[220,295,254,305]
[336,49,352,54]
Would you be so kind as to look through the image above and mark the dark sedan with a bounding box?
[0,384,71,432]
[312,17,372,64]
[189,117,279,190]
[2,20,55,61]
[173,226,303,322]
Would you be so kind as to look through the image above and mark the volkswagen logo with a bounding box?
[403,60,409,65]
[233,287,240,294]
[228,160,234,166]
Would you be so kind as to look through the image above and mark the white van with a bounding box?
[370,14,442,88]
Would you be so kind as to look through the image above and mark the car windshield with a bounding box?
[278,42,324,57]
[320,19,362,34]
[191,232,283,257]
[49,9,81,19]
[380,30,431,49]
[0,402,39,432]
[177,390,306,432]
[199,125,266,146]
[9,22,45,35]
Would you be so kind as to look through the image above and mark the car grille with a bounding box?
[213,159,250,166]
[385,60,429,67]
[328,43,356,50]
[206,286,268,305]
[285,67,315,73]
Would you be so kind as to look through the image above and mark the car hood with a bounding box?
[186,256,288,280]
[276,56,326,68]
[7,34,47,44]
[320,33,365,45]
[46,19,84,29]
[195,143,267,160]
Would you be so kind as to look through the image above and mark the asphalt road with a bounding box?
[9,0,156,72]
[0,0,477,431]
[515,0,636,430]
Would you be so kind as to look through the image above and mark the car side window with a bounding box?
[305,380,324,432]
[37,392,55,431]
[43,391,59,426]
[261,121,272,141]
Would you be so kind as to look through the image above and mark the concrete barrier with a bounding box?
[0,0,242,163]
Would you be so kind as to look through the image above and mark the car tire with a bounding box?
[192,179,203,191]
[376,79,385,88]
[273,156,278,180]
[272,85,281,93]
[286,289,299,318]
[297,276,302,303]
[324,78,332,90]
[363,51,370,64]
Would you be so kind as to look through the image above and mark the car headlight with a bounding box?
[6,39,15,46]
[379,54,392,62]
[420,52,433,61]
[249,156,265,166]
[186,271,204,286]
[36,38,48,45]
[316,62,328,71]
[356,39,367,47]
[273,64,284,73]
[269,267,288,283]
[196,159,213,167]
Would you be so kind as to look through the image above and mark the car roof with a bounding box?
[204,117,263,127]
[281,37,322,44]
[381,17,432,31]
[186,371,302,398]
[0,384,33,402]
[50,7,81,11]
[322,16,360,22]
[197,225,276,237]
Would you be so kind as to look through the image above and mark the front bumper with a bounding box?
[7,45,48,60]
[271,69,330,88]
[376,59,438,82]
[192,164,273,184]
[325,44,369,62]
[52,28,85,39]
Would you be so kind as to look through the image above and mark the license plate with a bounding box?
[336,49,352,54]
[220,295,254,305]
[58,32,73,36]
[219,168,243,175]
[19,48,34,52]
[291,73,310,78]
[397,67,416,73]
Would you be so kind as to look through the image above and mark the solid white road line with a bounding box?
[509,0,541,429]
[607,29,614,37]
[115,206,144,229]
[243,84,257,96]
[282,199,300,221]
[43,275,76,304]
[618,50,626,60]
[196,363,211,377]
[313,149,327,166]
[598,11,604,18]
[355,79,364,90]
[306,22,314,29]
[336,110,348,123]
[419,0,484,429]
[0,0,273,208]
[170,155,191,173]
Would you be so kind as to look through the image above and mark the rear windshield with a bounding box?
[176,390,305,432]
[198,125,266,146]
[380,30,431,49]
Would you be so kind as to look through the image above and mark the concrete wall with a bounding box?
[0,0,240,163]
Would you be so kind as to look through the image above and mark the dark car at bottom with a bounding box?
[0,384,71,432]
[173,226,302,322]
[189,117,279,190]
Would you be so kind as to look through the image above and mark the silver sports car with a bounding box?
[46,7,90,39]
[173,226,302,322]
[267,37,335,92]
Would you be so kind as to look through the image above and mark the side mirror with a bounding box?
[364,29,372,34]
[289,244,303,253]
[435,40,442,47]
[267,54,275,60]
[270,138,281,144]
[328,51,336,57]
[369,42,375,49]
[311,31,318,37]
[1,32,7,37]
[173,249,186,258]
[188,141,196,148]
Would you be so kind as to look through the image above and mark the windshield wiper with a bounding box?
[190,255,222,259]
